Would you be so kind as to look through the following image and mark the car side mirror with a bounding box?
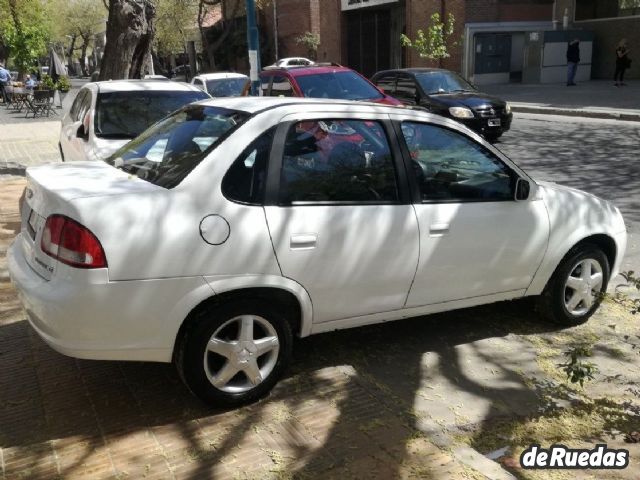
[515,178,530,201]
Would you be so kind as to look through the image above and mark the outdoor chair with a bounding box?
[24,90,50,118]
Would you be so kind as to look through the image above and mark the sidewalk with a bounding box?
[483,79,640,121]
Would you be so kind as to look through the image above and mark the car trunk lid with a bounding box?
[20,162,162,280]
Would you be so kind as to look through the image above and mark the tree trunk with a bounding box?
[67,35,77,76]
[99,0,156,80]
[80,39,89,76]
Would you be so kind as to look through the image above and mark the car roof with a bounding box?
[90,79,204,93]
[373,68,451,77]
[195,72,248,81]
[195,96,401,114]
[261,65,352,77]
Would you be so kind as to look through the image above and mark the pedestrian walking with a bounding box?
[566,39,580,86]
[614,39,630,87]
[0,62,11,103]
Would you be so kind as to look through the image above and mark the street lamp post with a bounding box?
[245,0,261,95]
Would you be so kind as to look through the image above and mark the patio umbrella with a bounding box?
[48,48,67,82]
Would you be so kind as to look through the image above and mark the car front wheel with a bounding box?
[537,244,610,326]
[176,299,293,407]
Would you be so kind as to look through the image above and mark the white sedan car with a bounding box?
[59,80,209,162]
[9,98,626,407]
[191,72,249,97]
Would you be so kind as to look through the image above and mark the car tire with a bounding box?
[175,299,293,407]
[537,244,610,326]
[484,133,501,143]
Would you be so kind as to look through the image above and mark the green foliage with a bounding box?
[295,31,320,60]
[0,0,51,74]
[559,345,599,387]
[155,0,199,55]
[40,73,56,89]
[400,12,459,61]
[616,271,640,315]
[56,75,71,91]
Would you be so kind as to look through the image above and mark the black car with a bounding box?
[371,68,512,142]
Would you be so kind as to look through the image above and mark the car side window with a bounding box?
[395,74,417,103]
[375,73,396,95]
[279,120,399,205]
[193,79,204,90]
[78,91,92,122]
[260,76,271,96]
[270,75,294,97]
[222,128,274,205]
[400,122,514,202]
[70,90,87,121]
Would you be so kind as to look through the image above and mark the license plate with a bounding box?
[488,119,501,127]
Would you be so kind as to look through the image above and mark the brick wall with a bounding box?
[405,0,466,72]
[318,0,342,63]
[466,0,553,23]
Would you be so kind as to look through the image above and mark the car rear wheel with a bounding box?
[537,244,610,326]
[176,299,292,407]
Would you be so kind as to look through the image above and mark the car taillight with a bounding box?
[41,215,107,269]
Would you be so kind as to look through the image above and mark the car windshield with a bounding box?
[415,72,476,94]
[95,90,210,139]
[296,71,383,101]
[206,78,247,97]
[105,105,249,188]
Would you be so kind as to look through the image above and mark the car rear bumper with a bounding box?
[7,234,211,363]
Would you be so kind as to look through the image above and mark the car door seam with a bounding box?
[403,203,423,308]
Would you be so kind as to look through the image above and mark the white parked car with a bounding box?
[59,80,209,162]
[9,98,626,407]
[265,57,315,69]
[191,72,249,97]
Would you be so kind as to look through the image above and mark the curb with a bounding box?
[511,104,640,122]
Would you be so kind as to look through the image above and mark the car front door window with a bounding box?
[400,122,514,202]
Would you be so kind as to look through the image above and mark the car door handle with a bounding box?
[290,234,317,250]
[429,223,450,237]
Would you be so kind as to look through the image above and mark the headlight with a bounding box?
[505,102,511,114]
[449,106,474,119]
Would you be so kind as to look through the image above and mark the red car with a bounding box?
[259,64,401,106]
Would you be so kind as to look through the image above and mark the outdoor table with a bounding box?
[7,88,31,112]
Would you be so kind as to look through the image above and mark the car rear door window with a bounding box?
[279,120,399,204]
[260,75,271,96]
[69,90,87,121]
[395,74,418,104]
[374,73,396,95]
[270,76,294,97]
[222,128,274,205]
[400,122,514,202]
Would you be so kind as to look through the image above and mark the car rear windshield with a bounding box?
[296,71,383,101]
[95,90,210,139]
[106,105,249,189]
[206,78,248,97]
[415,72,476,94]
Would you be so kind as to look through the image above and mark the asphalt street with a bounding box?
[496,112,640,278]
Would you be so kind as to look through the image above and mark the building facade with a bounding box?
[221,0,638,82]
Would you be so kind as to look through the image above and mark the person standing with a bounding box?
[614,39,630,87]
[566,39,580,86]
[0,63,11,103]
